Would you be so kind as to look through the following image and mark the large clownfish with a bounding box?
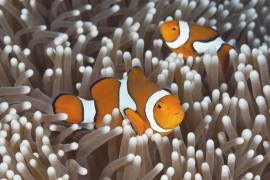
[160,20,234,73]
[52,67,185,136]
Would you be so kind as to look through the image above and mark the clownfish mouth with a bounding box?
[174,111,185,121]
[174,111,183,116]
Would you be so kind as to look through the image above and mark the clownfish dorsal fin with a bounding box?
[189,23,220,42]
[127,67,147,81]
[90,77,120,101]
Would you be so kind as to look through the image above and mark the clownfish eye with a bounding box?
[172,26,178,31]
[157,104,162,109]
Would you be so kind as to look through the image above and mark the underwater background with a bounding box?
[0,0,270,179]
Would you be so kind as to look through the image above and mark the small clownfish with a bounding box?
[160,20,235,73]
[52,67,185,136]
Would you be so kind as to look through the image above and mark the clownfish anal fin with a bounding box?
[124,108,145,135]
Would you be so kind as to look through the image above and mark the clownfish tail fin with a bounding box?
[53,94,94,124]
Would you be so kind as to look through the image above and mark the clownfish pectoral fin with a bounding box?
[53,94,84,124]
[124,108,146,135]
[177,46,202,59]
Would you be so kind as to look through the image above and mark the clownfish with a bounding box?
[160,20,234,73]
[52,67,185,136]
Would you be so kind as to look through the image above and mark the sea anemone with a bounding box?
[0,0,270,179]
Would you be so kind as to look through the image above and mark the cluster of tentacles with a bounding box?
[0,0,269,179]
